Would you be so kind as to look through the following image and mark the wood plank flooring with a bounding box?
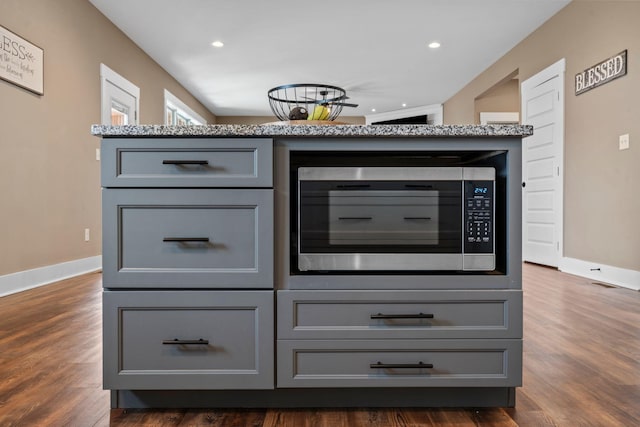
[0,263,638,426]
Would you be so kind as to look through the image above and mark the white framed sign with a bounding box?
[575,50,626,96]
[0,25,44,95]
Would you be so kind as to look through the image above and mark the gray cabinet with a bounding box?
[102,189,273,288]
[277,290,522,340]
[276,289,522,388]
[277,339,522,388]
[99,133,522,407]
[104,291,274,390]
[101,138,273,188]
[101,137,275,393]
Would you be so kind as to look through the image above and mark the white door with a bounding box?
[520,59,565,267]
[100,64,139,125]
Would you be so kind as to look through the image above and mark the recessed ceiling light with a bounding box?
[371,108,376,112]
[428,41,441,49]
[211,40,224,48]
[402,103,407,107]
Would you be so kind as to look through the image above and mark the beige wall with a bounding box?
[0,0,215,277]
[474,79,520,124]
[216,116,366,125]
[444,0,640,271]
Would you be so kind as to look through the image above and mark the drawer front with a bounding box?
[104,291,274,390]
[102,189,273,288]
[101,138,273,187]
[277,339,522,388]
[277,290,522,339]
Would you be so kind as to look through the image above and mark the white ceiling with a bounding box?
[88,0,570,118]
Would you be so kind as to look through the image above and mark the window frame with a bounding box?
[164,89,207,125]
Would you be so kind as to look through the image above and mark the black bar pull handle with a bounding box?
[338,217,373,220]
[371,312,434,319]
[403,217,432,220]
[336,184,371,189]
[370,361,433,369]
[162,160,209,165]
[163,237,210,243]
[162,338,209,345]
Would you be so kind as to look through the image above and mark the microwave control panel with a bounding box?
[464,180,494,254]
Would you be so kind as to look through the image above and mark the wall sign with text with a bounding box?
[0,24,44,95]
[575,50,627,96]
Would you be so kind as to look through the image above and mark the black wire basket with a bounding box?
[267,83,351,121]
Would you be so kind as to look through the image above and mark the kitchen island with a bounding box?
[92,124,531,409]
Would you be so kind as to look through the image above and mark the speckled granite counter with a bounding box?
[91,124,532,138]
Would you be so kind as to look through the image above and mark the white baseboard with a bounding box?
[2,255,636,296]
[0,256,102,298]
[559,257,640,291]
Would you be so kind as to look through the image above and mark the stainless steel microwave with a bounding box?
[296,166,495,272]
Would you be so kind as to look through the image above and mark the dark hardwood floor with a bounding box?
[0,264,638,426]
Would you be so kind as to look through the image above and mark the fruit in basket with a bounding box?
[308,105,330,120]
[288,107,309,120]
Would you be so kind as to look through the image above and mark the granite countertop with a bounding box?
[91,124,533,138]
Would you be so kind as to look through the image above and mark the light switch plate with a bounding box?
[619,134,629,150]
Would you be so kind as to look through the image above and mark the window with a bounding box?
[100,63,139,125]
[164,89,207,125]
[111,99,130,125]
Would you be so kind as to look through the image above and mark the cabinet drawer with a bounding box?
[277,290,522,339]
[101,138,273,187]
[104,291,274,390]
[277,339,521,388]
[102,189,273,288]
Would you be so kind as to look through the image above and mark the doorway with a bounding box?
[365,104,443,125]
[520,59,565,268]
[100,64,139,125]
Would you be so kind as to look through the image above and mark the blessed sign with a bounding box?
[0,25,44,95]
[575,50,627,96]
